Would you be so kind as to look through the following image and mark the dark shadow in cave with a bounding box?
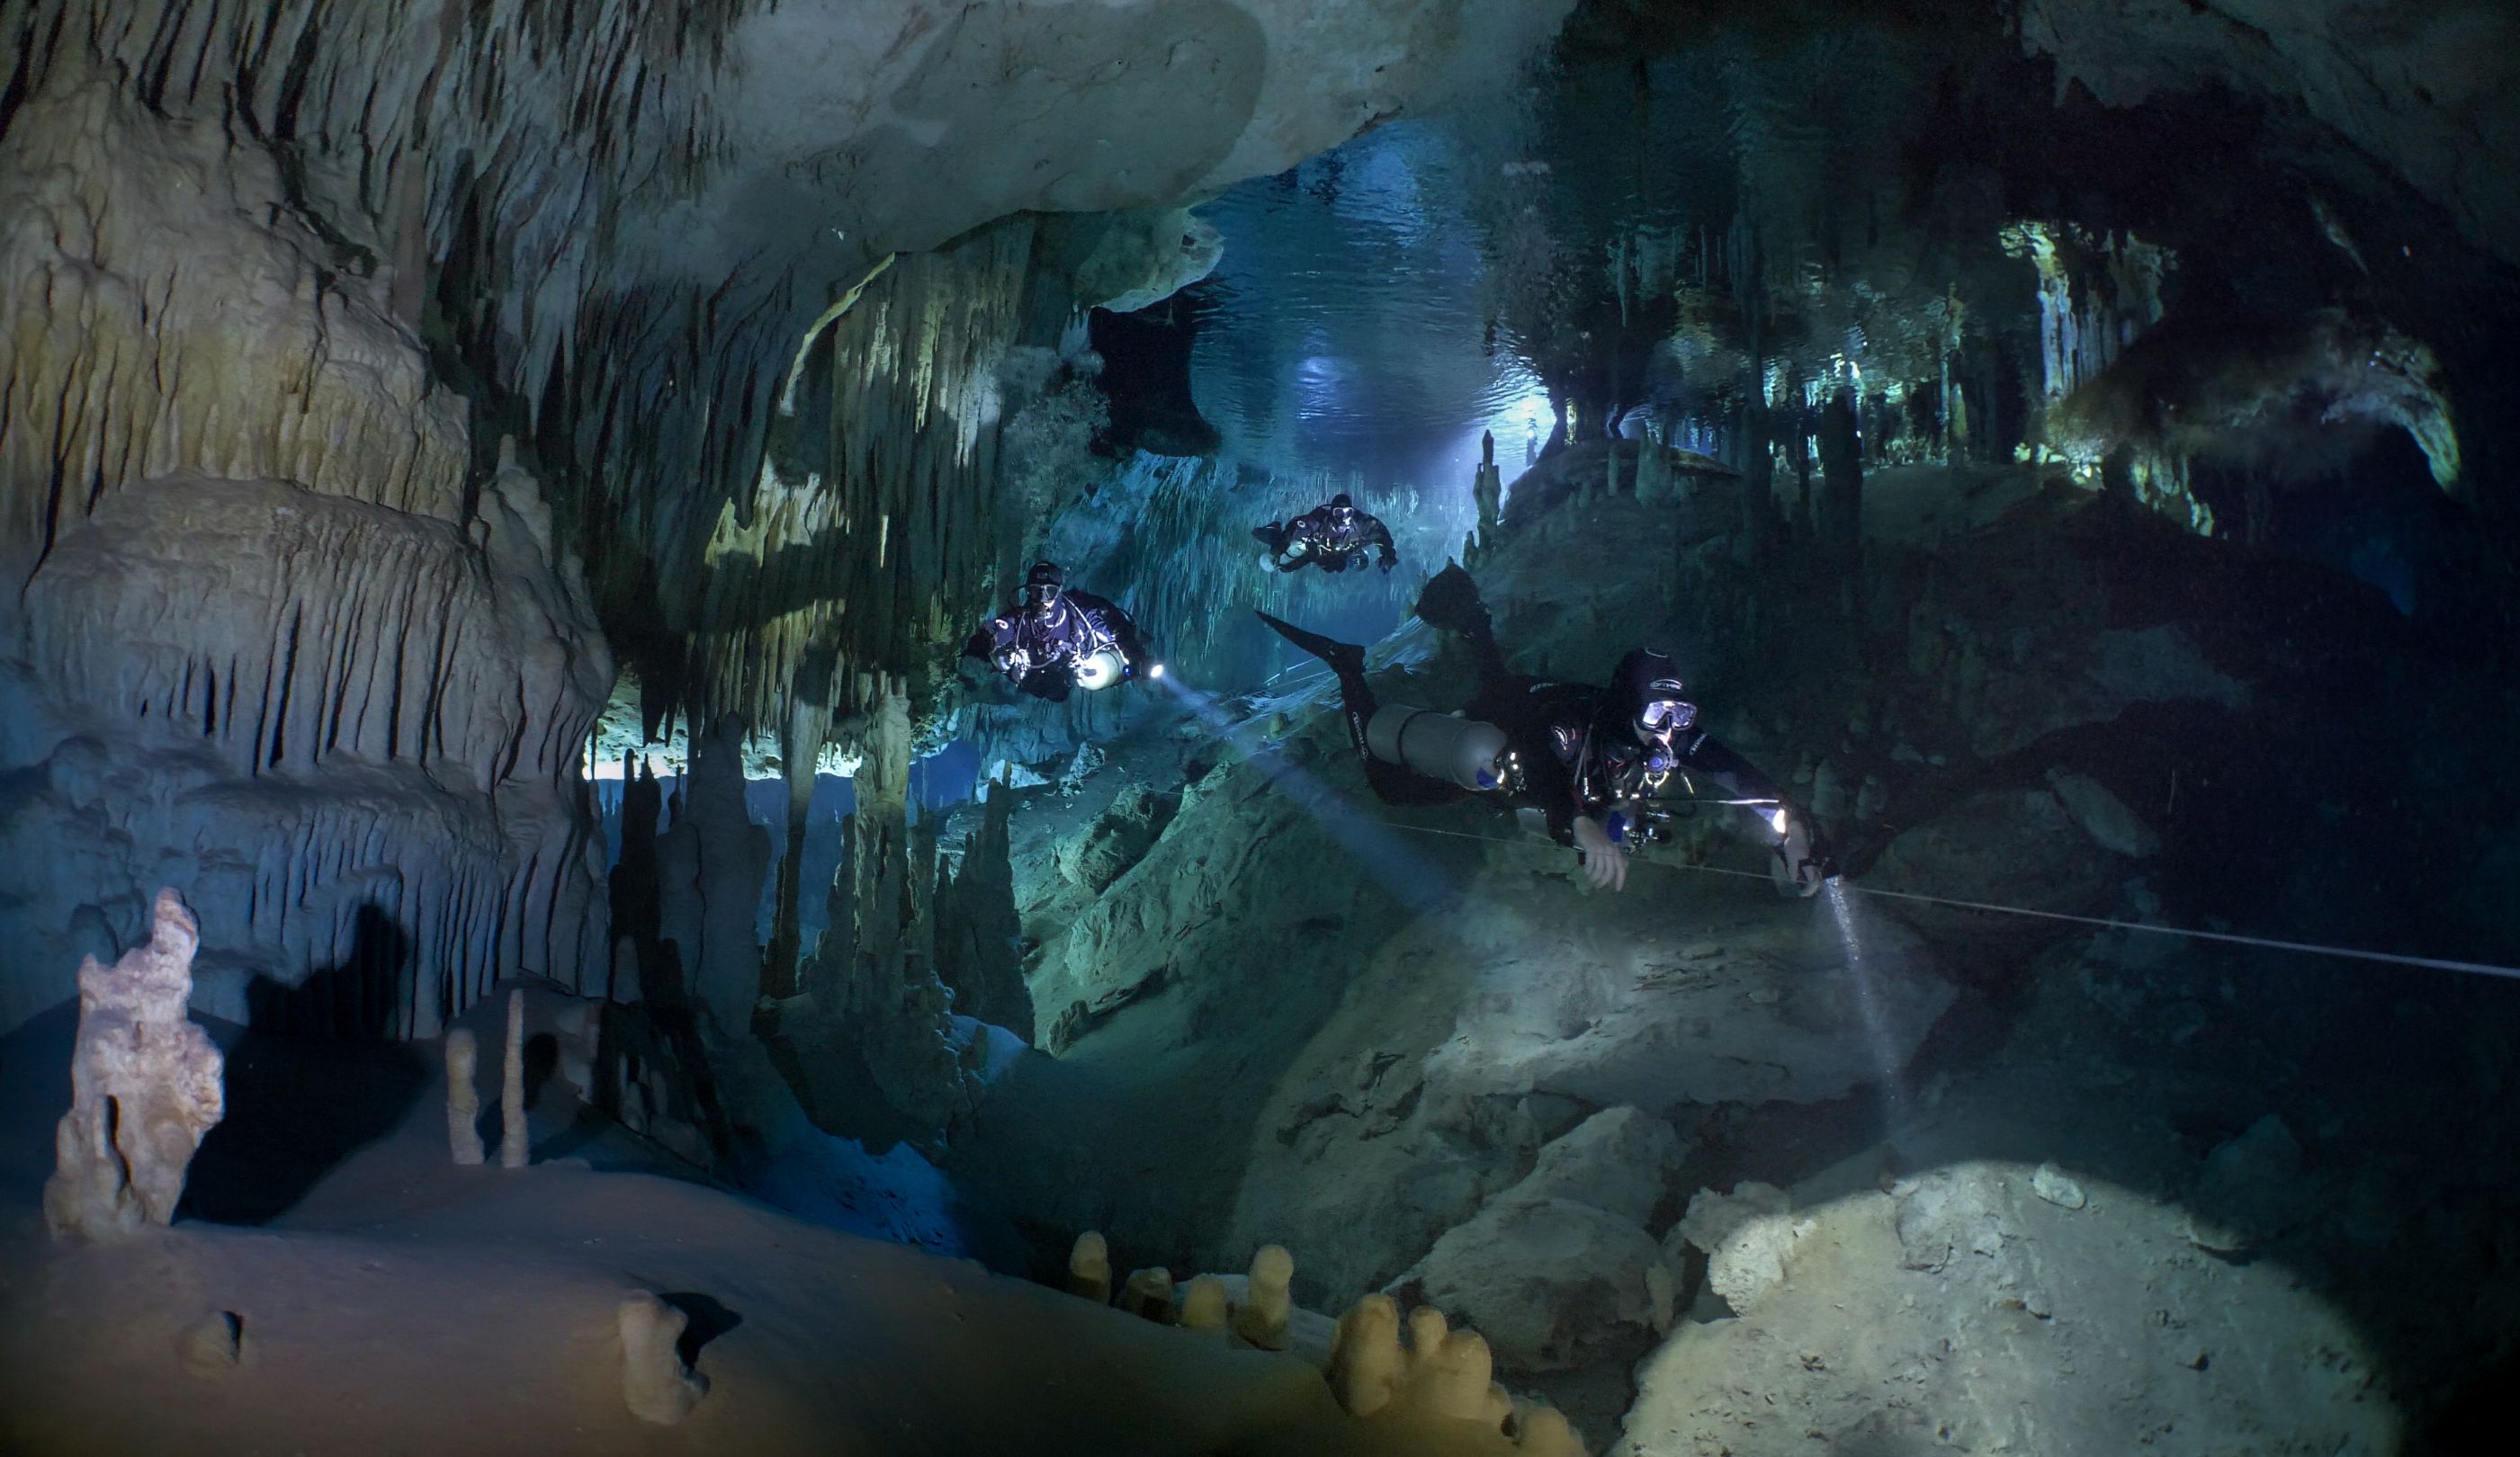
[1631,493,2518,1449]
[1091,289,1224,458]
[659,1292,743,1369]
[177,907,428,1225]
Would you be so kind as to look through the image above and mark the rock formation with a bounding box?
[1234,1245,1296,1353]
[1121,1267,1178,1325]
[42,889,226,1241]
[1067,1230,1114,1305]
[617,1292,709,1426]
[1390,1108,1684,1372]
[500,990,530,1170]
[1327,1295,1587,1456]
[444,1029,485,1166]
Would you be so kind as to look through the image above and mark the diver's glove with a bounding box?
[1572,815,1629,892]
[1770,811,1828,898]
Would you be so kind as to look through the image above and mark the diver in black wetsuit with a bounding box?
[1257,566,1833,895]
[1253,494,1399,575]
[963,561,1156,703]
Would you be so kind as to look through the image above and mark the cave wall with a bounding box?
[0,1,1579,1035]
[2018,0,2520,269]
[0,62,608,1035]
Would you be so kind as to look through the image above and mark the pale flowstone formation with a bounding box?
[617,1293,710,1426]
[42,889,225,1241]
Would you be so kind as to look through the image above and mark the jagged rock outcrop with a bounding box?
[43,889,225,1240]
[1620,1161,2399,1456]
[1388,1111,1684,1372]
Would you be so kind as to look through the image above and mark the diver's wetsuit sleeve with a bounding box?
[1366,514,1398,566]
[964,614,1017,662]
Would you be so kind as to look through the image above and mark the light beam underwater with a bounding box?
[1152,670,1464,917]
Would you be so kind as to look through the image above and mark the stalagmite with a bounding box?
[617,1293,709,1426]
[176,1311,249,1379]
[500,990,529,1169]
[1328,1294,1407,1417]
[1122,1268,1178,1325]
[1068,1231,1114,1305]
[1234,1245,1295,1351]
[444,1029,485,1166]
[1473,430,1504,553]
[43,889,226,1241]
[1326,1292,1574,1447]
[1179,1276,1231,1334]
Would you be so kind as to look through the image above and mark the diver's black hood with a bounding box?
[1611,648,1686,718]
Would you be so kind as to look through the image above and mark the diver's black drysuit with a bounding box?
[963,589,1149,702]
[1254,498,1399,574]
[1259,566,1829,891]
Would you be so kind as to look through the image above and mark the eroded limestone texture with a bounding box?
[42,889,225,1241]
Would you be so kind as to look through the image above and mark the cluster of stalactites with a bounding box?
[4,1,838,695]
[683,220,1042,751]
[2001,220,2173,403]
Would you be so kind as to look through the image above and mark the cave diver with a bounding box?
[1255,567,1834,896]
[963,561,1159,703]
[1252,493,1400,576]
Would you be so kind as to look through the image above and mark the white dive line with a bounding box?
[1367,816,2520,984]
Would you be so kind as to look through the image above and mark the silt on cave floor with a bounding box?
[6,1,2520,1454]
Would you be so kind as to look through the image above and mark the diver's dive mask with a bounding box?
[1637,696,1697,744]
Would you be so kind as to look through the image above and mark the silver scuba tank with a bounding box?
[1365,706,1510,791]
[1072,648,1128,690]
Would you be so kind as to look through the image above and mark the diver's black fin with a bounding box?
[1412,563,1491,635]
[1251,523,1287,551]
[1254,610,1365,673]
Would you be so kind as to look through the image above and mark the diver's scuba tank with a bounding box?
[1072,648,1128,691]
[1365,706,1510,791]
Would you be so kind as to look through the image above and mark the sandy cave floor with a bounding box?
[0,1003,1531,1457]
